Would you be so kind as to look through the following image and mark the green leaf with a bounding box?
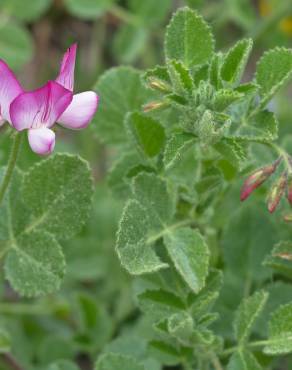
[138,289,185,320]
[209,53,223,89]
[228,110,278,143]
[22,154,93,240]
[167,312,194,343]
[255,47,292,108]
[93,67,151,145]
[149,340,180,366]
[165,7,215,67]
[116,173,177,274]
[264,303,292,355]
[48,360,79,370]
[132,172,175,227]
[0,328,11,353]
[213,138,247,169]
[213,90,243,112]
[221,39,253,85]
[96,353,145,370]
[164,228,209,293]
[227,350,262,370]
[190,270,223,317]
[0,22,33,70]
[0,167,29,241]
[116,199,168,274]
[4,230,65,297]
[263,241,292,279]
[128,0,172,26]
[0,0,51,21]
[64,0,113,19]
[126,112,166,158]
[167,59,194,94]
[233,291,268,344]
[163,133,195,171]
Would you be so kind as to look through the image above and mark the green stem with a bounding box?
[0,132,22,206]
[0,302,52,315]
[211,353,224,370]
[266,142,292,174]
[220,338,277,357]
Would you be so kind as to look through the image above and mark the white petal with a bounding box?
[58,91,99,130]
[28,128,55,155]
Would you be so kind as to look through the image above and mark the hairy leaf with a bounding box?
[255,47,292,108]
[93,67,151,144]
[165,7,214,67]
[126,112,166,158]
[221,39,253,85]
[233,290,268,344]
[164,227,209,293]
[22,154,93,240]
[264,303,292,355]
[4,231,65,297]
[163,133,195,171]
[96,353,145,370]
[227,350,262,370]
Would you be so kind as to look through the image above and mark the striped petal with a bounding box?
[10,81,72,131]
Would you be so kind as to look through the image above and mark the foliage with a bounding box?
[0,1,292,370]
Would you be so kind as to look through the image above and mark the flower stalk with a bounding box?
[0,131,22,206]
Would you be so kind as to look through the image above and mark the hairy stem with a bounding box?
[0,132,22,206]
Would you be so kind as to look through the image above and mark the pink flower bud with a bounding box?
[267,171,287,213]
[240,158,281,201]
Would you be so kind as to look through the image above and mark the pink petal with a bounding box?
[10,81,72,131]
[58,91,99,130]
[55,43,77,92]
[0,60,23,123]
[28,128,55,155]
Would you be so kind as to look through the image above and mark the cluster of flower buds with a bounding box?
[240,157,292,213]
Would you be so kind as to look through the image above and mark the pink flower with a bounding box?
[0,43,99,155]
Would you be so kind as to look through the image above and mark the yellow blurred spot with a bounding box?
[259,0,292,37]
[280,17,292,36]
[259,0,272,16]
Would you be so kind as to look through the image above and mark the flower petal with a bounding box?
[55,43,77,92]
[0,60,23,123]
[28,128,55,155]
[10,81,73,131]
[58,91,99,130]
